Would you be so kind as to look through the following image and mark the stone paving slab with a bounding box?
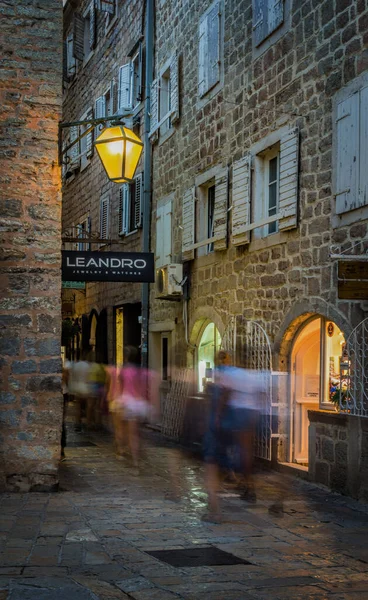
[0,429,367,599]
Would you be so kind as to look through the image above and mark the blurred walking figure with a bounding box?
[88,354,106,430]
[68,353,92,432]
[117,346,158,471]
[61,358,71,459]
[105,362,127,458]
[202,351,262,522]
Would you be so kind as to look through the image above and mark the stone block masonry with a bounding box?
[0,0,63,491]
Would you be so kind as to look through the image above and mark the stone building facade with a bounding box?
[62,0,146,363]
[0,0,63,491]
[149,0,368,496]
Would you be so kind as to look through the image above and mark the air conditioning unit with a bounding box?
[155,264,183,299]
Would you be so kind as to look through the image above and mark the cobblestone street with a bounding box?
[0,429,367,599]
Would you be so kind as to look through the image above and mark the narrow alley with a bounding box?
[0,428,367,600]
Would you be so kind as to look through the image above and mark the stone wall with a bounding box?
[62,0,145,360]
[150,0,368,364]
[309,410,368,502]
[0,0,63,491]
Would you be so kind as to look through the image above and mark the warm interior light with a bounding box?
[95,125,143,183]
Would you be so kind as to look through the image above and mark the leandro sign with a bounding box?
[62,251,155,283]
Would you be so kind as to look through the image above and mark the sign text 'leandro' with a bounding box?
[62,251,155,283]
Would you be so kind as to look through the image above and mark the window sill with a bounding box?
[332,203,368,229]
[248,231,290,253]
[119,229,139,239]
[83,51,94,69]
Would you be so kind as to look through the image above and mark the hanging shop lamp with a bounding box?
[95,125,143,184]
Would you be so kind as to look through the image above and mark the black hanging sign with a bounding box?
[62,251,155,283]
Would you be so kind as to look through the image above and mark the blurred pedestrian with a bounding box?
[61,358,71,459]
[68,353,92,432]
[105,362,127,458]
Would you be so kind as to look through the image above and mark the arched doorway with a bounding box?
[197,322,221,392]
[291,316,346,465]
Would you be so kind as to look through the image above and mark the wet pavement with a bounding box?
[0,427,368,599]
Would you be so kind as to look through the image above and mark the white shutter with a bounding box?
[96,0,115,14]
[137,43,143,104]
[156,206,164,266]
[119,185,129,235]
[207,3,220,92]
[95,96,106,138]
[89,3,96,49]
[232,154,251,245]
[268,0,284,37]
[213,167,228,251]
[85,107,94,158]
[118,63,132,112]
[149,78,159,142]
[100,196,110,239]
[336,93,359,214]
[170,54,179,124]
[279,127,299,230]
[73,13,84,61]
[359,86,368,209]
[109,79,116,115]
[69,125,80,170]
[182,187,195,261]
[134,173,143,229]
[198,15,209,97]
[163,201,172,265]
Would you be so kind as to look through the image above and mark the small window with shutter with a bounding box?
[100,195,110,242]
[198,0,222,99]
[253,0,284,47]
[149,53,179,142]
[118,173,143,236]
[66,33,76,79]
[156,199,172,267]
[80,108,94,171]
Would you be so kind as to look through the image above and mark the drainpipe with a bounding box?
[141,0,154,369]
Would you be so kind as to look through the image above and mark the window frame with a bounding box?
[82,1,95,66]
[197,0,224,108]
[119,173,143,237]
[252,0,291,59]
[155,195,173,268]
[253,143,280,240]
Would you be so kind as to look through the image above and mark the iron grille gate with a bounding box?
[341,317,368,417]
[222,317,273,461]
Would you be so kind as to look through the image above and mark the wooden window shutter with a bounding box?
[119,185,129,235]
[110,79,117,115]
[69,125,80,170]
[100,196,110,239]
[66,34,76,77]
[118,63,132,112]
[232,154,251,246]
[63,41,69,82]
[254,0,284,47]
[85,107,94,158]
[149,78,159,142]
[359,85,368,210]
[73,13,85,61]
[87,216,91,250]
[96,0,115,14]
[137,43,143,103]
[213,167,228,250]
[156,206,164,266]
[335,93,359,214]
[198,15,209,97]
[279,127,299,230]
[89,3,96,50]
[336,94,360,214]
[95,96,106,138]
[207,2,220,91]
[182,187,195,261]
[163,201,172,265]
[134,173,143,229]
[170,54,180,124]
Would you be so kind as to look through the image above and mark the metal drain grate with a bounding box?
[146,547,251,567]
[66,441,97,447]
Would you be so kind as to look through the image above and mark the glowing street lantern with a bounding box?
[95,125,143,183]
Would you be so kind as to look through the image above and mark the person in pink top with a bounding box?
[118,346,159,471]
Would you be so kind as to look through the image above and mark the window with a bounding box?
[117,47,143,113]
[197,323,221,392]
[182,166,228,260]
[100,195,110,241]
[149,54,179,142]
[335,85,368,215]
[198,1,223,99]
[253,0,284,47]
[119,173,143,236]
[103,0,117,30]
[253,144,280,239]
[155,197,172,267]
[231,127,299,246]
[73,3,96,64]
[65,33,76,79]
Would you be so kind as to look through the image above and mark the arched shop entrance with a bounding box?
[197,322,221,392]
[290,316,346,465]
